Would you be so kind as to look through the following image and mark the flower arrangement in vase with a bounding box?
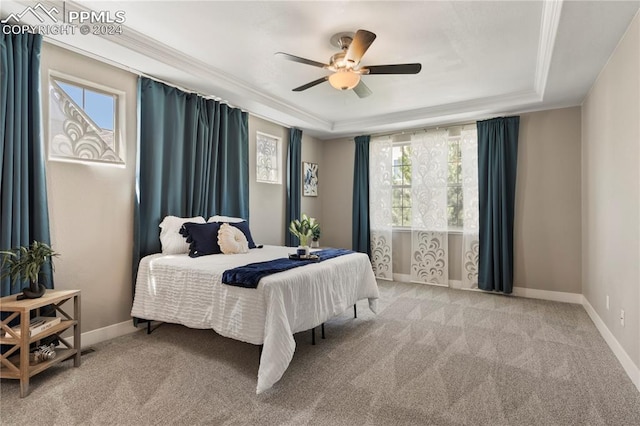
[289,214,319,255]
[0,241,59,299]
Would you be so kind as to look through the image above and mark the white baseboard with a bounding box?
[511,286,583,304]
[449,280,463,289]
[391,273,449,288]
[392,273,411,282]
[582,297,640,392]
[65,319,139,349]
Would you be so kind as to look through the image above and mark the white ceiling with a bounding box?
[2,0,639,139]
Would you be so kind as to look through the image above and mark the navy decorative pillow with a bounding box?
[214,221,257,249]
[180,222,222,257]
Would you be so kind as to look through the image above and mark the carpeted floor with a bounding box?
[1,280,639,425]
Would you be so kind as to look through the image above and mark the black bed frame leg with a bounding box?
[147,320,151,335]
[354,304,357,319]
[321,323,325,339]
[311,327,316,345]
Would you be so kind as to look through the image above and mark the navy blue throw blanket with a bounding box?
[222,249,354,289]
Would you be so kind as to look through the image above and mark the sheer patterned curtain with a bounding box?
[369,136,393,280]
[410,130,449,285]
[461,128,479,289]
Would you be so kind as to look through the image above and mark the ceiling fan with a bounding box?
[276,29,421,98]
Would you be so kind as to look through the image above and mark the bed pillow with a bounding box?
[179,222,222,257]
[224,221,257,249]
[159,215,206,254]
[207,215,245,223]
[218,223,249,254]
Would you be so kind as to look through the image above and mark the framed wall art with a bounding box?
[303,162,318,197]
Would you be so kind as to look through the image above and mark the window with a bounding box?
[391,144,412,227]
[447,136,463,228]
[49,74,123,164]
[390,129,475,229]
[256,132,281,184]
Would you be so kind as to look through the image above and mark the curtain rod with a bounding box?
[43,38,241,110]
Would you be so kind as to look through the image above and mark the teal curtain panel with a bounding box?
[134,77,249,264]
[352,135,371,255]
[285,128,302,247]
[0,30,53,296]
[477,116,520,293]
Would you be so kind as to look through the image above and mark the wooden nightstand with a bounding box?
[0,289,81,397]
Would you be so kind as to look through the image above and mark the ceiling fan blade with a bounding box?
[362,63,422,75]
[292,76,329,92]
[276,52,328,69]
[353,81,372,98]
[345,29,377,65]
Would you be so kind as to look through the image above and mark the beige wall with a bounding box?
[41,43,138,333]
[248,116,323,246]
[582,13,639,367]
[515,107,582,293]
[322,138,354,250]
[300,133,323,228]
[248,115,288,245]
[322,108,583,293]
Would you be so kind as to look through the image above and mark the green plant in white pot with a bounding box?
[0,241,59,299]
[289,214,318,254]
[311,222,321,248]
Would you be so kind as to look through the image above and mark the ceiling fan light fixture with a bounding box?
[329,70,361,91]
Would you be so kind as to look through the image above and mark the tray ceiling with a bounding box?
[2,1,639,138]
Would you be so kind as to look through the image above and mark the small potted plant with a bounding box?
[0,241,59,299]
[289,214,318,255]
[311,222,321,248]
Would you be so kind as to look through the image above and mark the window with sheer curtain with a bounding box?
[370,126,479,288]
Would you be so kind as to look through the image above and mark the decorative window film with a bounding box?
[256,132,281,184]
[49,74,123,164]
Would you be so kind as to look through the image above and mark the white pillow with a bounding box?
[159,215,205,254]
[217,223,249,254]
[207,215,245,223]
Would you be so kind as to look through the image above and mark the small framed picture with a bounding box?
[303,162,318,197]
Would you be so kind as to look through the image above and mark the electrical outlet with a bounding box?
[620,309,625,327]
[606,295,609,310]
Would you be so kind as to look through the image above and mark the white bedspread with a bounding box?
[131,246,379,393]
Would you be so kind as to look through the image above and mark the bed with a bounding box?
[131,245,379,393]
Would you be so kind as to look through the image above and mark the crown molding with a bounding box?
[18,0,331,131]
[11,0,563,138]
[535,0,564,98]
[108,25,332,130]
[330,90,541,136]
